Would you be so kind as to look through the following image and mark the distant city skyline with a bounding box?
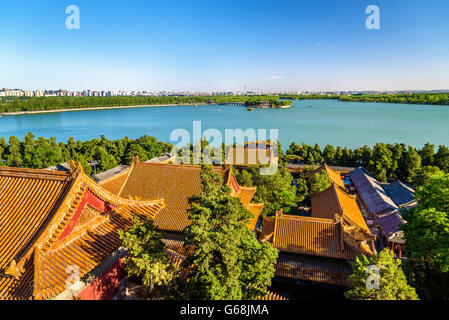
[2,86,448,98]
[1,0,449,92]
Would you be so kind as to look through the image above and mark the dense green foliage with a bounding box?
[279,94,340,100]
[234,164,302,217]
[401,172,449,299]
[2,92,448,114]
[118,216,176,297]
[0,132,173,175]
[309,171,331,194]
[345,249,419,300]
[244,97,292,107]
[0,95,289,113]
[285,141,449,185]
[339,92,449,105]
[280,92,449,105]
[179,165,278,300]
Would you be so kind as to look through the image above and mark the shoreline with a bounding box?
[0,103,207,116]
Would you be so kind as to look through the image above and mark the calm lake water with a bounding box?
[1,100,448,149]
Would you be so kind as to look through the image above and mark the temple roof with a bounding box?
[376,211,406,240]
[383,180,416,207]
[270,212,361,260]
[224,147,278,167]
[349,168,398,215]
[309,163,345,189]
[311,184,370,233]
[100,159,263,233]
[0,163,165,300]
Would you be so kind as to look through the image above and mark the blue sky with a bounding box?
[1,0,449,92]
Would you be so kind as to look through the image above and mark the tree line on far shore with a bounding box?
[2,92,448,114]
[0,95,286,113]
[280,92,449,105]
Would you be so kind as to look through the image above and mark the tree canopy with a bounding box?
[118,216,176,297]
[179,165,278,300]
[309,170,331,194]
[401,172,449,299]
[402,172,449,272]
[234,165,300,217]
[345,249,419,300]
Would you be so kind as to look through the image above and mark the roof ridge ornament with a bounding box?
[4,260,24,279]
[333,213,343,224]
[68,160,84,177]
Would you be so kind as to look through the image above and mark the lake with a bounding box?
[1,99,448,149]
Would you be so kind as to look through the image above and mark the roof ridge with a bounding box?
[278,213,335,224]
[248,202,264,207]
[82,172,166,208]
[0,166,71,179]
[135,161,224,170]
[97,167,130,185]
[239,186,257,190]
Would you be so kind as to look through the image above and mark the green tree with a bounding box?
[367,143,393,182]
[125,143,149,164]
[95,146,118,171]
[22,132,36,168]
[434,145,449,172]
[0,137,6,166]
[419,143,435,166]
[353,145,372,166]
[180,165,278,300]
[335,146,343,165]
[402,146,422,184]
[345,249,418,300]
[412,165,442,187]
[402,172,449,299]
[389,143,406,179]
[323,145,336,164]
[234,165,299,216]
[6,136,23,167]
[118,215,176,296]
[403,172,449,271]
[310,170,331,194]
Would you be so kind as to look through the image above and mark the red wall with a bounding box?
[77,258,126,300]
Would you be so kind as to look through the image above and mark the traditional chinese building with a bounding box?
[96,159,284,299]
[0,163,165,300]
[98,158,264,251]
[224,141,279,168]
[259,164,375,298]
[349,168,407,252]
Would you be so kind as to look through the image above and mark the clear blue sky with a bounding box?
[1,0,449,92]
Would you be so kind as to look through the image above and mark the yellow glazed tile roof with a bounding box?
[0,163,165,300]
[104,160,263,233]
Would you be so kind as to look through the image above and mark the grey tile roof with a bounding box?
[45,162,71,172]
[349,168,399,215]
[91,164,130,183]
[383,180,415,207]
[376,211,405,239]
